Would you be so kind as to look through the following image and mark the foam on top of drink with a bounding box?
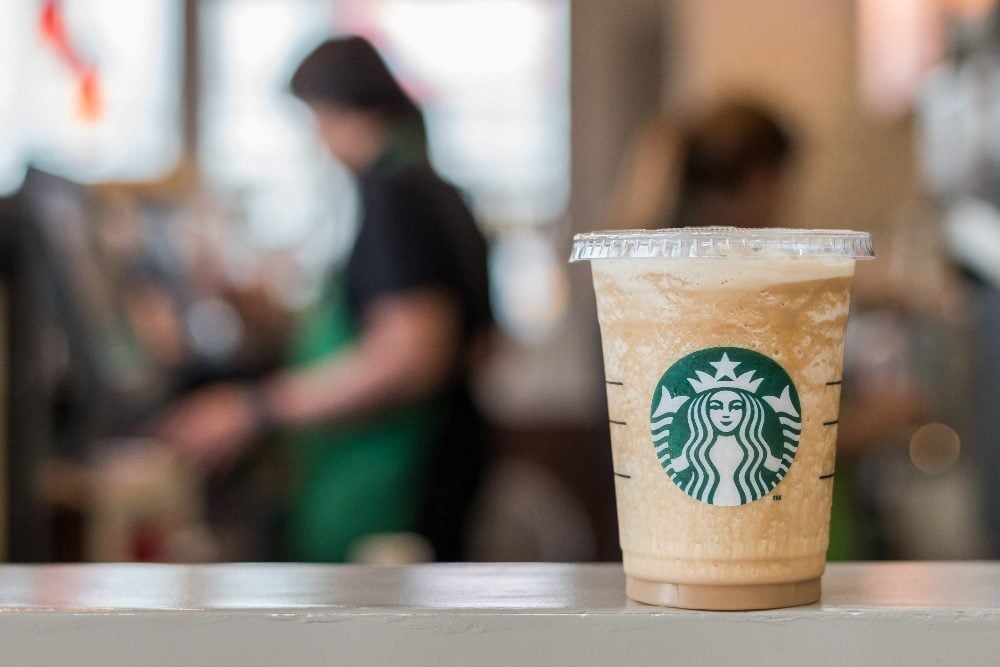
[593,256,855,291]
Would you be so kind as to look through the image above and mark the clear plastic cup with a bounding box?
[571,227,875,610]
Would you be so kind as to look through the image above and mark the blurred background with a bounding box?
[0,0,998,564]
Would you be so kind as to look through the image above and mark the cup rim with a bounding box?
[569,227,876,262]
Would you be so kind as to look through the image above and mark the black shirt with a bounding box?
[344,151,492,560]
[345,157,492,356]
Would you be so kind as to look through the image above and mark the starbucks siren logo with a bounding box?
[650,347,802,506]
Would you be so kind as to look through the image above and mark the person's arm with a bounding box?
[156,288,460,468]
[266,288,460,426]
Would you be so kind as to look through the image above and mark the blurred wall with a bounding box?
[572,0,665,234]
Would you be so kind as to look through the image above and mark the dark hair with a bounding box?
[290,36,422,122]
[680,101,795,196]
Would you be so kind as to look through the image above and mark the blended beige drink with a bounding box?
[571,228,874,610]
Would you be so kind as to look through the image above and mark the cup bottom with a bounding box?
[626,576,821,611]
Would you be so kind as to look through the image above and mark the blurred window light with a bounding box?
[0,0,28,195]
[0,0,182,192]
[200,0,569,234]
[943,196,1000,288]
[858,0,944,117]
[199,0,357,272]
[489,230,569,343]
[350,0,571,228]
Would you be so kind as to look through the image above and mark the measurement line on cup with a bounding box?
[609,419,627,426]
[606,380,624,386]
[819,473,835,480]
[826,380,843,386]
[822,419,839,426]
[614,472,632,479]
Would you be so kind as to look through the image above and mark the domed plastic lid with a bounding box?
[570,227,875,262]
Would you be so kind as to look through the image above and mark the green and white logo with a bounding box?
[650,347,801,506]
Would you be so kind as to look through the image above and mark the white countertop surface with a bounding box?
[0,562,997,665]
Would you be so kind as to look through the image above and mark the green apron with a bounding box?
[280,276,437,562]
[826,462,860,561]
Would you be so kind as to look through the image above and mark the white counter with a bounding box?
[0,562,997,665]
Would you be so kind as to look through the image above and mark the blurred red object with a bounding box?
[38,0,103,121]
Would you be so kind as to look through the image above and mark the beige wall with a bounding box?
[666,0,919,234]
[571,0,666,233]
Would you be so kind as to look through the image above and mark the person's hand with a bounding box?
[155,383,262,470]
